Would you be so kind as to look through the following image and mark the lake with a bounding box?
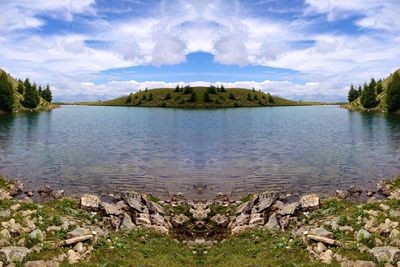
[1,105,400,199]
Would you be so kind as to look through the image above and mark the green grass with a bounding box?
[79,87,321,109]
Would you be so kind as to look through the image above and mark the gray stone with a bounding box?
[29,229,44,241]
[235,213,250,226]
[67,228,91,239]
[249,213,264,225]
[80,194,101,211]
[389,229,400,241]
[145,225,169,235]
[147,201,166,215]
[264,213,280,231]
[73,242,85,254]
[124,197,144,211]
[189,202,211,220]
[0,246,31,264]
[277,202,299,216]
[136,213,151,225]
[315,242,327,254]
[369,246,400,263]
[231,224,257,234]
[299,194,320,210]
[336,190,350,199]
[319,249,333,264]
[235,201,253,215]
[255,197,276,212]
[50,190,64,199]
[61,235,93,246]
[309,227,334,238]
[150,213,165,226]
[171,214,190,226]
[0,209,11,218]
[0,229,11,240]
[210,214,229,226]
[67,249,80,264]
[120,213,136,231]
[24,260,59,267]
[101,201,126,216]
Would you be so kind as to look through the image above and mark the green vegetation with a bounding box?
[0,69,56,113]
[344,68,400,113]
[80,86,320,108]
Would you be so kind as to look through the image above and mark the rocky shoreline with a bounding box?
[1,176,400,266]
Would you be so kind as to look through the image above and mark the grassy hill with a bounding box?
[342,69,400,113]
[80,87,319,108]
[0,69,57,113]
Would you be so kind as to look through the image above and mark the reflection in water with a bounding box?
[0,105,400,199]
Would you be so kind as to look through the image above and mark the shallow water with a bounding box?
[1,105,400,198]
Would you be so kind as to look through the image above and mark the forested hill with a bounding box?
[343,69,400,113]
[0,69,56,113]
[80,86,320,108]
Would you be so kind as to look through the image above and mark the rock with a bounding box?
[67,228,91,239]
[46,226,62,233]
[150,213,165,226]
[10,204,21,211]
[264,213,280,231]
[231,224,257,234]
[210,214,229,226]
[309,227,334,238]
[60,235,93,246]
[0,209,11,218]
[320,249,333,264]
[0,229,11,240]
[29,229,44,241]
[136,213,151,225]
[101,201,126,216]
[50,190,64,199]
[67,249,80,264]
[389,209,400,218]
[277,202,299,216]
[336,190,350,199]
[80,194,101,211]
[20,210,34,217]
[235,213,250,226]
[171,214,190,226]
[38,185,53,197]
[348,185,362,196]
[339,226,354,233]
[316,242,327,254]
[356,229,371,241]
[254,236,260,243]
[147,201,166,215]
[73,242,85,254]
[249,213,264,225]
[124,197,144,212]
[341,260,377,267]
[364,217,377,232]
[389,229,400,241]
[145,225,169,235]
[369,246,400,263]
[0,246,31,264]
[377,180,391,196]
[388,190,400,200]
[26,191,34,197]
[307,235,340,246]
[8,180,24,196]
[380,204,390,211]
[299,194,320,210]
[367,191,375,197]
[255,197,277,212]
[24,260,59,267]
[120,213,136,231]
[235,201,253,214]
[189,202,211,220]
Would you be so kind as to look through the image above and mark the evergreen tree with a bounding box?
[376,80,383,94]
[253,94,258,101]
[207,86,216,94]
[357,85,362,96]
[183,86,193,94]
[369,78,377,93]
[189,92,197,102]
[17,80,24,95]
[347,84,359,102]
[220,85,226,92]
[148,93,153,101]
[247,93,252,101]
[23,82,40,109]
[174,85,181,92]
[41,84,52,102]
[203,92,211,102]
[165,92,171,100]
[38,85,43,98]
[126,94,132,104]
[0,72,15,112]
[360,82,378,109]
[268,94,274,104]
[386,72,400,112]
[228,92,235,100]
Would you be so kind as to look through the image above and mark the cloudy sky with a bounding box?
[1,0,400,102]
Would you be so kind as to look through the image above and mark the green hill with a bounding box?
[80,87,319,108]
[342,69,400,113]
[0,69,57,114]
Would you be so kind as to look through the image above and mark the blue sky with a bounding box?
[0,0,400,102]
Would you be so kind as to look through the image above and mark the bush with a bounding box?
[165,92,171,100]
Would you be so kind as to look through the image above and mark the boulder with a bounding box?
[264,213,280,231]
[277,202,299,216]
[341,260,377,267]
[38,185,53,197]
[0,246,31,264]
[356,229,371,241]
[369,246,400,263]
[309,227,334,239]
[50,190,64,199]
[255,197,276,212]
[67,228,91,239]
[348,185,362,196]
[307,235,340,246]
[67,249,80,264]
[60,235,93,246]
[299,194,320,210]
[231,224,257,234]
[124,197,144,212]
[100,201,126,216]
[80,194,101,211]
[249,213,265,225]
[120,213,136,231]
[336,190,350,199]
[189,202,211,220]
[319,249,333,264]
[145,225,169,235]
[210,214,229,226]
[147,201,166,215]
[171,214,190,226]
[24,260,59,267]
[136,213,151,225]
[235,213,250,226]
[150,213,165,226]
[29,229,44,241]
[235,201,253,215]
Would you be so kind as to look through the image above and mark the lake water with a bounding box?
[1,105,400,199]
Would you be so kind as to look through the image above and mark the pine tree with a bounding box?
[268,94,274,104]
[23,82,40,109]
[220,85,226,92]
[0,72,15,112]
[183,86,193,94]
[41,84,52,102]
[247,93,252,101]
[148,93,153,101]
[17,80,24,95]
[174,85,180,92]
[369,78,377,93]
[376,80,383,94]
[386,72,400,112]
[360,82,377,109]
[165,92,171,100]
[207,86,216,94]
[126,94,132,104]
[189,92,197,102]
[347,84,359,102]
[228,92,235,100]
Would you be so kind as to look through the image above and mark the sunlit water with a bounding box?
[1,105,400,199]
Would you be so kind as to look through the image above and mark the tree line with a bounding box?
[0,71,53,112]
[347,71,400,112]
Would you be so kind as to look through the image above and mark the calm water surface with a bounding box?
[1,105,400,198]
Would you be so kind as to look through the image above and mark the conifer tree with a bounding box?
[347,84,359,102]
[0,72,15,112]
[268,94,274,104]
[17,80,24,95]
[203,92,211,102]
[220,85,226,92]
[376,80,383,94]
[23,81,40,108]
[360,82,377,109]
[386,72,400,112]
[41,84,52,102]
[189,92,197,102]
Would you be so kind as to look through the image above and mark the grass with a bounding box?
[79,87,321,109]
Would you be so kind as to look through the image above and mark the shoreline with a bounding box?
[1,175,400,266]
